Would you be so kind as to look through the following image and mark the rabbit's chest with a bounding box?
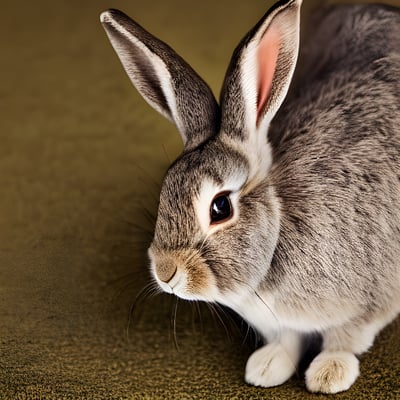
[229,290,356,339]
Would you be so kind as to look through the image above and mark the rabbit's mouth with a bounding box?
[148,246,219,302]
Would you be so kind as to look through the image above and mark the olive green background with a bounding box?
[1,0,399,398]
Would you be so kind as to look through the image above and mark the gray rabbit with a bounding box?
[101,0,400,393]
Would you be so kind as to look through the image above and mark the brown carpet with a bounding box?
[1,0,399,398]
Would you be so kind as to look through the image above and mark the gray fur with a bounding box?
[266,1,400,354]
[153,139,249,251]
[101,9,219,151]
[101,0,400,394]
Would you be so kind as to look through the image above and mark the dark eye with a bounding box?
[210,192,233,224]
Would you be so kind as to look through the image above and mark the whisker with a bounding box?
[240,319,261,350]
[230,275,281,336]
[109,275,139,304]
[132,162,163,193]
[193,301,204,335]
[142,205,157,227]
[217,304,249,343]
[207,303,233,343]
[126,282,160,340]
[182,251,198,267]
[161,143,172,164]
[196,235,209,254]
[171,296,181,352]
[229,276,300,376]
[121,219,154,238]
[105,263,150,301]
[137,179,161,204]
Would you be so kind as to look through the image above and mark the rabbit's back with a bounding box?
[266,4,400,322]
[296,4,400,85]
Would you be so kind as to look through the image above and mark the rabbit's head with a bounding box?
[101,0,301,305]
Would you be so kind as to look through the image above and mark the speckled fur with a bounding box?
[101,0,400,394]
[266,4,400,331]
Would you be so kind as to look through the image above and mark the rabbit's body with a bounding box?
[263,3,400,332]
[101,0,400,394]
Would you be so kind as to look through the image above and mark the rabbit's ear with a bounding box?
[101,10,219,150]
[220,0,301,140]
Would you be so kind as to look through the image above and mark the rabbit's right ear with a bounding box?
[101,10,219,151]
[220,0,301,155]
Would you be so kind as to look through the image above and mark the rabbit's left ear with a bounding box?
[220,0,301,142]
[101,9,219,151]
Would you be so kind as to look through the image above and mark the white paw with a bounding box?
[305,351,359,394]
[245,343,297,387]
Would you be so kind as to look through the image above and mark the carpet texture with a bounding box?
[1,0,399,398]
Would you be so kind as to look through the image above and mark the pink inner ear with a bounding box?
[257,27,280,118]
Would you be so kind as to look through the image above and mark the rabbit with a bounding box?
[100,0,400,394]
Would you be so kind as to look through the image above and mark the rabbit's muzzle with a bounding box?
[148,247,219,301]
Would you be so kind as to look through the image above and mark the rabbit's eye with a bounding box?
[210,192,232,224]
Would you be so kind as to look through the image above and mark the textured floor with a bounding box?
[1,0,399,398]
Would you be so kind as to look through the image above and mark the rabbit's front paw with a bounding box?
[305,351,359,394]
[245,343,297,387]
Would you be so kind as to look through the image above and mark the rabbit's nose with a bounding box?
[156,261,177,283]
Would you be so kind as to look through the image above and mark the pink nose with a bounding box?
[156,261,177,283]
